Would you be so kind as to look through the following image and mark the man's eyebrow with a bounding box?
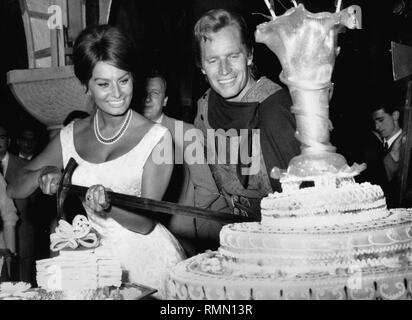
[206,50,241,58]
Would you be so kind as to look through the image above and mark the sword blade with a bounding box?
[66,184,256,224]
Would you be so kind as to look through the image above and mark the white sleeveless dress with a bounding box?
[60,122,186,299]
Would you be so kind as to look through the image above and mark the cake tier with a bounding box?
[219,209,412,276]
[36,246,122,291]
[166,252,412,300]
[261,182,387,227]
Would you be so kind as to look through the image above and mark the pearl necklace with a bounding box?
[93,109,132,145]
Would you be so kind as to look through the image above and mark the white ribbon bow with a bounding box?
[50,215,99,252]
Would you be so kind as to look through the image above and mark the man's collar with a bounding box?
[385,129,402,148]
[1,152,9,174]
[154,113,164,124]
[18,152,33,160]
[2,151,9,163]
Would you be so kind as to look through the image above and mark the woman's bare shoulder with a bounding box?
[72,116,93,135]
[130,111,155,134]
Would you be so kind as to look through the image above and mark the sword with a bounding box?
[56,157,257,224]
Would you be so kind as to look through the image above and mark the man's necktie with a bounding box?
[383,141,389,154]
[0,160,3,175]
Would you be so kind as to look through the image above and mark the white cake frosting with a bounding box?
[36,246,122,291]
[261,182,387,227]
[35,215,122,293]
[218,209,412,276]
[166,182,412,300]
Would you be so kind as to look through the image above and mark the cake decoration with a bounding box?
[1,214,155,300]
[0,214,157,300]
[0,282,36,300]
[33,214,122,297]
[50,215,99,251]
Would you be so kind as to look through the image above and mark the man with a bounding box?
[0,124,34,283]
[0,172,18,281]
[193,9,300,219]
[143,70,223,254]
[16,127,39,160]
[361,103,404,207]
[143,69,221,207]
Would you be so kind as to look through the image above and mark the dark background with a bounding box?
[1,0,412,163]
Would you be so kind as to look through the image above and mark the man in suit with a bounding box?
[142,70,225,255]
[360,103,404,207]
[16,127,39,160]
[0,124,34,283]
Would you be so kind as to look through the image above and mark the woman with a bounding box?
[7,25,185,298]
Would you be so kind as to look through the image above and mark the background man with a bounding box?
[16,127,40,160]
[359,102,404,207]
[143,69,222,255]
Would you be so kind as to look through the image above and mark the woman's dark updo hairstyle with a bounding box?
[73,24,138,88]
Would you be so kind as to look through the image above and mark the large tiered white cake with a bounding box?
[165,4,412,300]
[166,180,412,300]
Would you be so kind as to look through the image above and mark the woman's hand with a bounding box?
[84,184,111,214]
[38,166,62,195]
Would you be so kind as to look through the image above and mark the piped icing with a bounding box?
[166,183,412,300]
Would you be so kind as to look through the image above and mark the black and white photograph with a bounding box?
[1,0,412,309]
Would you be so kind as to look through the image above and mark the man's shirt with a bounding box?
[384,129,402,150]
[1,152,9,176]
